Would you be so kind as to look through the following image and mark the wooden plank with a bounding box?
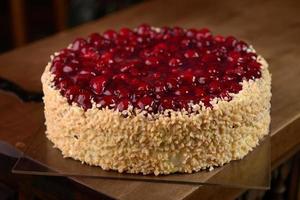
[53,0,68,31]
[9,0,27,47]
[0,92,43,151]
[0,0,299,199]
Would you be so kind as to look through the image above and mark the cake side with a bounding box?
[42,56,271,175]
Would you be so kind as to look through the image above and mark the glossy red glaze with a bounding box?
[50,25,262,112]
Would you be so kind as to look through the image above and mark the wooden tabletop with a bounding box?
[1,0,300,199]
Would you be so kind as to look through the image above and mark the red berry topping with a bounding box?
[116,99,130,111]
[168,58,183,67]
[137,96,154,110]
[90,76,109,95]
[70,38,87,51]
[51,25,262,112]
[184,50,199,58]
[76,90,92,110]
[145,57,160,66]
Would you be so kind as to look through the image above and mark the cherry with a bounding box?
[125,66,137,76]
[186,28,197,38]
[201,53,218,63]
[50,61,63,76]
[194,88,205,97]
[119,62,134,72]
[247,60,261,70]
[244,52,257,61]
[184,50,199,58]
[62,60,79,74]
[73,74,93,87]
[196,28,212,40]
[145,57,159,66]
[103,29,118,40]
[137,96,153,109]
[180,70,195,83]
[137,81,150,91]
[57,79,72,93]
[200,96,211,106]
[207,66,220,76]
[222,74,236,82]
[65,85,80,102]
[165,78,178,90]
[168,58,183,67]
[224,36,238,48]
[234,41,249,52]
[174,86,191,96]
[96,96,116,108]
[90,76,109,95]
[154,81,165,94]
[245,69,261,80]
[116,98,130,111]
[114,87,130,99]
[158,98,174,110]
[119,27,134,37]
[228,82,242,93]
[112,73,129,82]
[214,35,225,43]
[153,43,168,54]
[181,39,192,47]
[227,51,241,63]
[75,90,92,110]
[172,26,184,38]
[197,76,207,85]
[208,80,222,94]
[80,46,99,60]
[70,38,87,51]
[101,52,114,64]
[88,33,103,49]
[151,72,161,79]
[136,24,151,35]
[103,88,113,96]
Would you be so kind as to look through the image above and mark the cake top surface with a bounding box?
[50,24,262,113]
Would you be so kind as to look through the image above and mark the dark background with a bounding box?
[0,0,143,53]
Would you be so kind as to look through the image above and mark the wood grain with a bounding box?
[9,0,27,47]
[0,0,300,199]
[0,92,43,151]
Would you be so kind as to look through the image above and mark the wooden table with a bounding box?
[1,0,300,199]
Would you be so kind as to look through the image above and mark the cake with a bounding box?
[41,24,271,175]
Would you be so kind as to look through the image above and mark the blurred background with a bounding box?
[0,0,143,53]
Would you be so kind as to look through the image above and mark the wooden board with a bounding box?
[0,0,300,199]
[0,92,43,151]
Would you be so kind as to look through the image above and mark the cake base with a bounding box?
[42,57,271,175]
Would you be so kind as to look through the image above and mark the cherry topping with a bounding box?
[194,88,205,97]
[62,60,79,74]
[208,80,222,94]
[57,79,72,93]
[96,96,116,108]
[184,50,199,58]
[168,58,183,67]
[90,76,109,95]
[51,25,262,112]
[103,29,118,40]
[70,38,87,51]
[76,90,92,110]
[65,85,80,102]
[145,57,160,66]
[117,99,130,111]
[137,96,154,110]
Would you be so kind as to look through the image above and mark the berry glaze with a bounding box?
[50,24,262,113]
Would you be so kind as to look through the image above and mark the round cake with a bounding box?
[42,24,271,175]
